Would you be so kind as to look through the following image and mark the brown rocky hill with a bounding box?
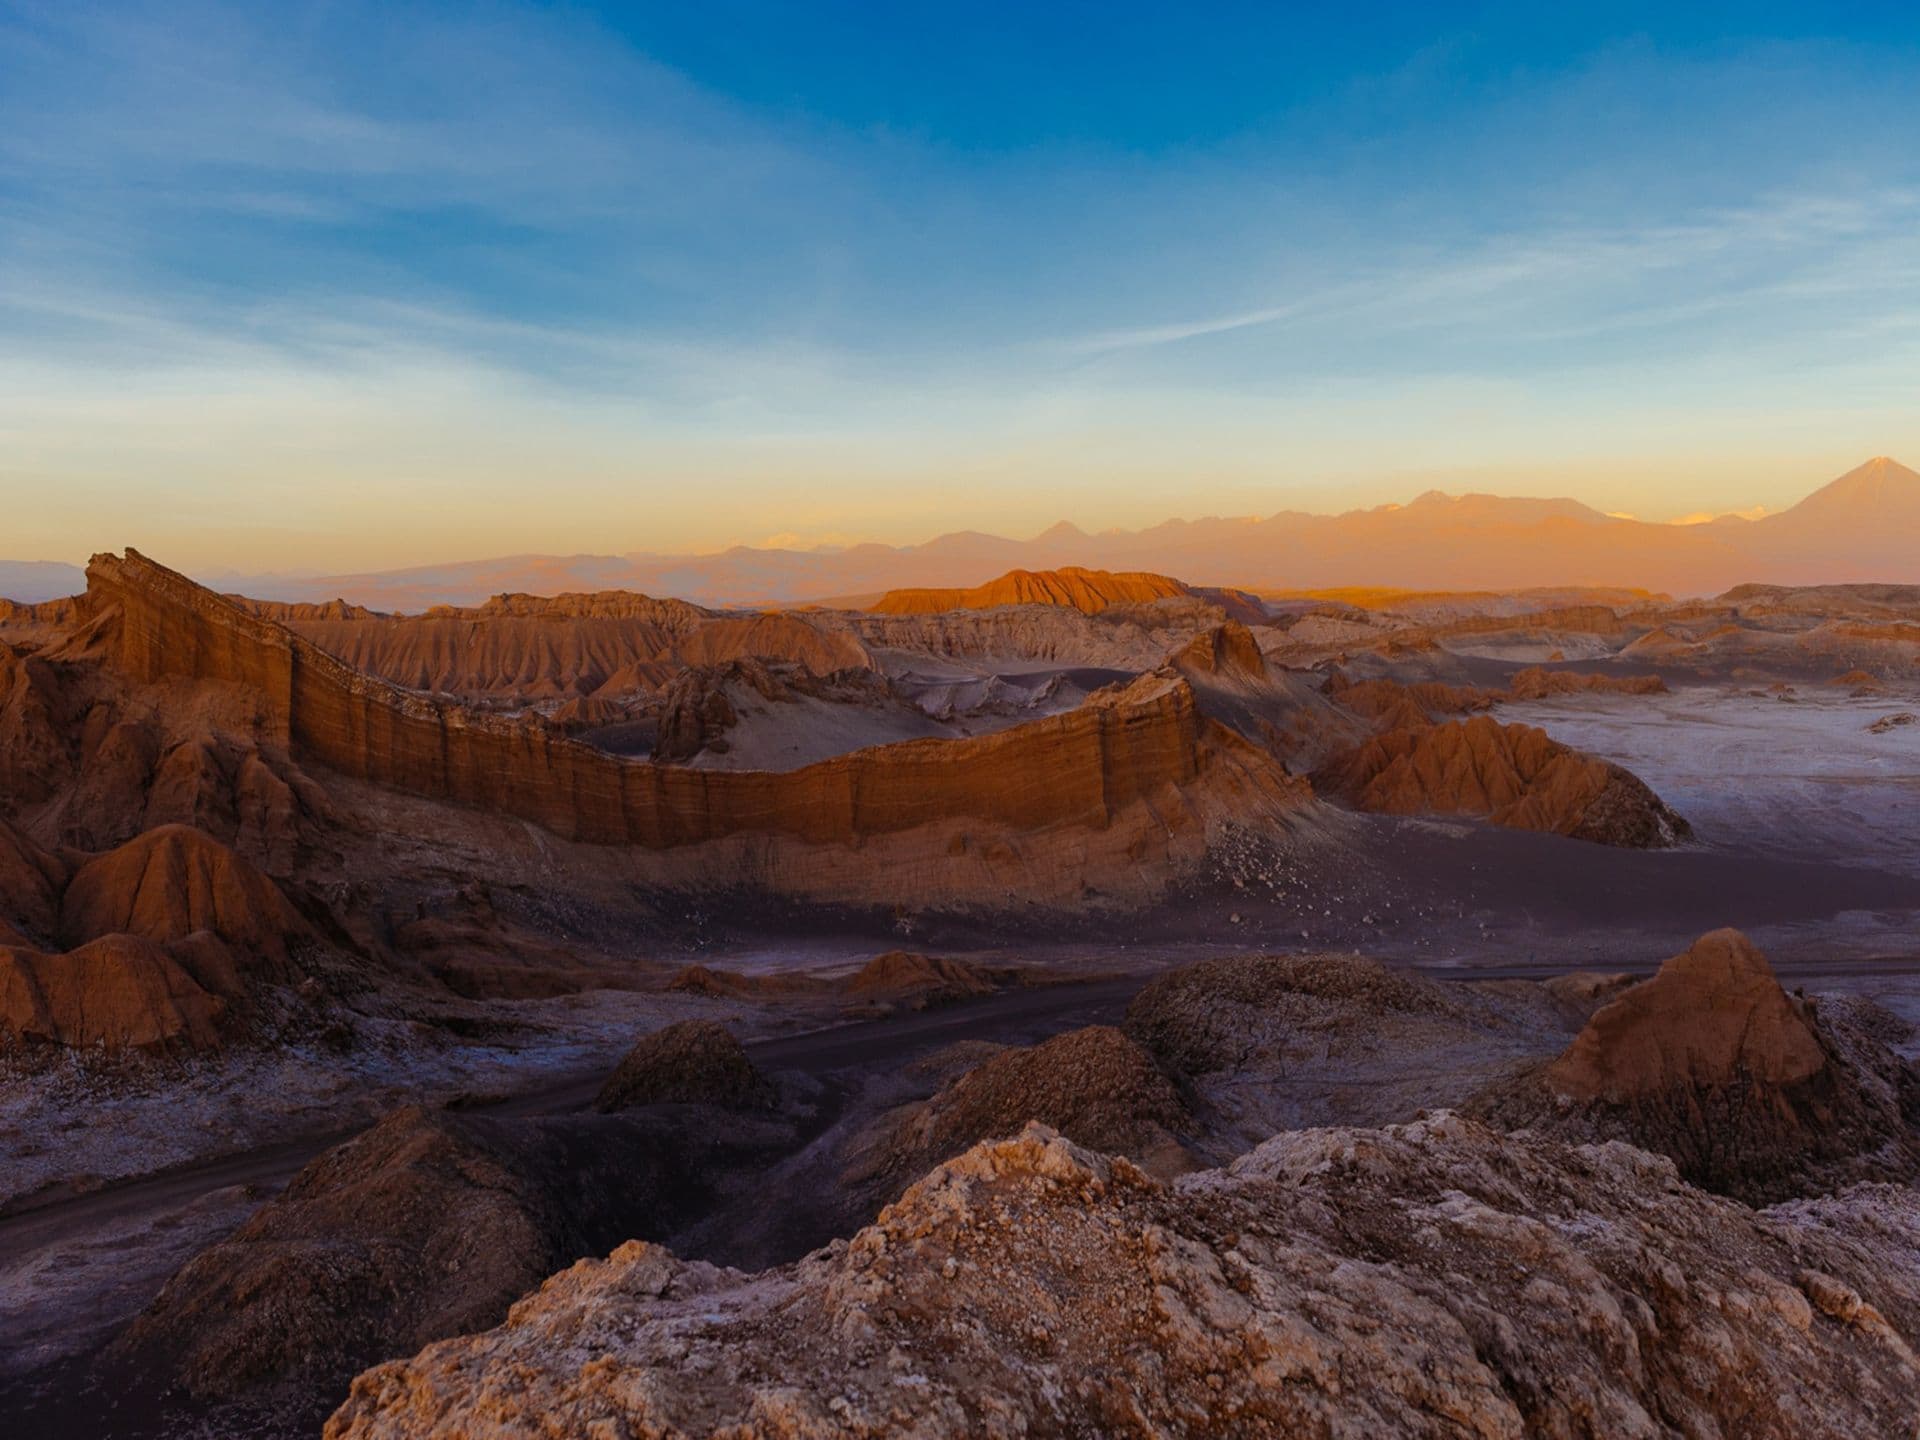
[1474,929,1920,1202]
[0,932,227,1049]
[326,1118,1920,1440]
[1315,712,1691,846]
[1,825,314,1051]
[846,1026,1198,1204]
[593,1020,775,1112]
[868,565,1194,615]
[117,1102,799,1407]
[60,823,309,959]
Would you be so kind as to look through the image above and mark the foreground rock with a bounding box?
[1475,929,1920,1203]
[327,1117,1920,1439]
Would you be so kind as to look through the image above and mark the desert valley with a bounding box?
[1,457,1919,1437]
[9,7,1920,1434]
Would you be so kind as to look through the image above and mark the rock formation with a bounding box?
[1315,713,1691,846]
[1168,618,1268,681]
[1504,666,1668,700]
[848,1026,1197,1203]
[0,815,64,946]
[869,566,1193,615]
[0,933,225,1049]
[118,1103,797,1404]
[1123,952,1570,1140]
[1475,929,1920,1203]
[325,1117,1920,1440]
[841,951,994,1007]
[1323,672,1496,730]
[60,824,308,962]
[238,587,871,715]
[594,1020,774,1112]
[0,825,312,1051]
[85,551,1291,847]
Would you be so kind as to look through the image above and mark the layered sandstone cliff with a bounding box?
[81,551,1299,864]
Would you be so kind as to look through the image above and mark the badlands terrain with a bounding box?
[3,484,1920,1435]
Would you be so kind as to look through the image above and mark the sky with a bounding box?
[3,1,1919,573]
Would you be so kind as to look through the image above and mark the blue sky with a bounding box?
[3,1,1918,570]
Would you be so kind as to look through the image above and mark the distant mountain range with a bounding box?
[7,457,1919,611]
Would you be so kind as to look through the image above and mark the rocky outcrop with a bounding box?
[1315,714,1690,846]
[1324,673,1497,730]
[119,1103,797,1403]
[1475,930,1920,1203]
[327,1116,1920,1440]
[1123,952,1570,1141]
[1168,619,1267,681]
[60,824,308,964]
[0,826,311,1050]
[869,566,1192,615]
[669,614,870,674]
[842,951,994,1006]
[594,1021,774,1112]
[845,602,1225,671]
[847,1026,1197,1203]
[83,552,1303,872]
[650,665,744,761]
[1505,666,1668,700]
[0,644,78,804]
[0,933,225,1049]
[273,588,867,702]
[275,592,707,699]
[0,816,64,946]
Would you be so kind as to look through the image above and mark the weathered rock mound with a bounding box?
[0,933,224,1049]
[851,1026,1196,1199]
[1505,666,1668,700]
[1316,713,1690,846]
[594,1020,774,1112]
[1324,672,1496,731]
[869,566,1191,615]
[0,816,65,946]
[327,1117,1920,1440]
[1127,951,1488,1077]
[0,825,309,1050]
[1123,952,1567,1139]
[1168,619,1267,681]
[60,824,308,960]
[1475,929,1920,1203]
[119,1103,791,1402]
[842,950,994,1007]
